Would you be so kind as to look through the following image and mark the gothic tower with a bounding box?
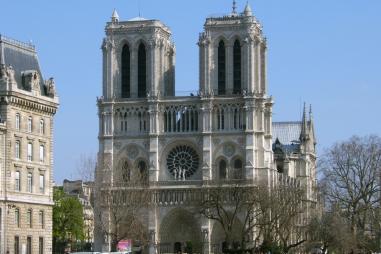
[101,10,175,100]
[198,2,273,183]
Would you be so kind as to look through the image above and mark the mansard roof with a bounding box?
[0,35,50,97]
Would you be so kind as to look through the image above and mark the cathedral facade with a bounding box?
[95,3,317,253]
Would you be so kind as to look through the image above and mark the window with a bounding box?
[27,209,32,228]
[39,210,44,228]
[233,39,241,94]
[137,161,148,184]
[15,236,20,254]
[15,113,20,130]
[138,43,147,98]
[218,40,226,95]
[15,141,20,159]
[233,159,243,179]
[27,143,33,161]
[28,117,32,132]
[121,44,131,98]
[39,145,45,163]
[27,237,32,254]
[15,208,20,227]
[27,173,33,193]
[39,237,44,254]
[40,119,45,134]
[39,174,45,193]
[219,160,227,180]
[15,171,20,191]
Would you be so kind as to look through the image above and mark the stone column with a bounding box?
[149,103,160,182]
[255,38,262,94]
[201,100,213,180]
[244,99,255,180]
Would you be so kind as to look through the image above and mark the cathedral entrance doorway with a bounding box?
[159,208,202,253]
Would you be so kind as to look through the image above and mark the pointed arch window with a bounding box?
[121,44,131,98]
[233,158,243,179]
[137,160,148,184]
[233,40,241,94]
[218,40,226,95]
[138,43,147,98]
[219,160,227,180]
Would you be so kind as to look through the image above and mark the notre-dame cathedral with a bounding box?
[95,2,317,253]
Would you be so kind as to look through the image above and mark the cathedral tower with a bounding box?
[198,3,266,96]
[102,10,175,99]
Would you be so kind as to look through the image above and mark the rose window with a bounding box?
[167,145,199,179]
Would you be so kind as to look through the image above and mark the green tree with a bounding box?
[53,187,84,252]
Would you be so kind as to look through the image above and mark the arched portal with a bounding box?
[159,209,202,253]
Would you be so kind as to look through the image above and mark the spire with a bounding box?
[300,102,308,142]
[309,104,316,144]
[243,1,253,16]
[232,0,238,16]
[111,9,119,23]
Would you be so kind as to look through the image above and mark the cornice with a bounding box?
[0,94,58,115]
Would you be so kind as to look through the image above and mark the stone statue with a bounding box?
[45,77,56,97]
[0,64,6,79]
[6,65,15,83]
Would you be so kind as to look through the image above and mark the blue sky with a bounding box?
[1,0,380,183]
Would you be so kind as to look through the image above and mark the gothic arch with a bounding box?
[159,208,202,252]
[115,158,131,184]
[116,143,148,162]
[217,39,227,95]
[230,156,244,179]
[213,36,228,47]
[212,141,243,161]
[137,42,147,98]
[134,158,149,184]
[233,39,242,94]
[121,43,131,98]
[215,156,228,180]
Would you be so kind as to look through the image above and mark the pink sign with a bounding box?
[117,239,132,252]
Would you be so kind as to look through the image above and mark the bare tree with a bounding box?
[199,182,265,253]
[95,164,151,251]
[76,153,97,182]
[307,208,355,254]
[256,184,306,254]
[199,182,307,254]
[321,135,381,252]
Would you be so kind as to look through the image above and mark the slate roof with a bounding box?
[0,35,47,96]
[272,121,301,144]
[272,122,302,154]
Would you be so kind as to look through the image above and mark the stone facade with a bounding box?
[0,35,59,254]
[95,5,317,253]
